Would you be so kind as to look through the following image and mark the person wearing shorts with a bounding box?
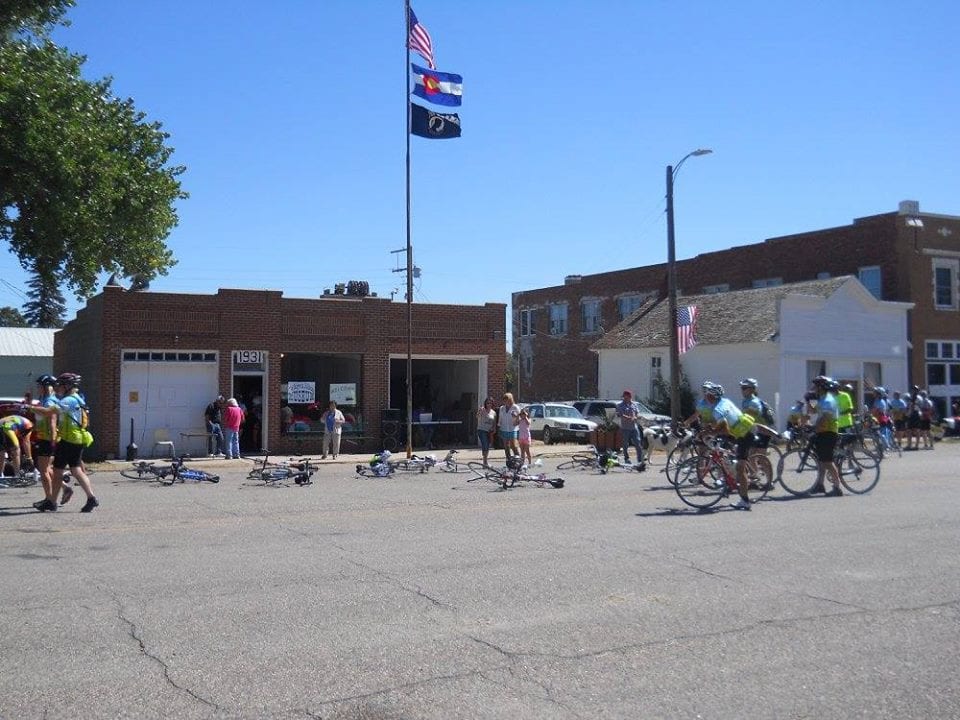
[40,373,98,513]
[29,374,74,509]
[498,393,520,462]
[1,414,34,477]
[705,384,756,511]
[808,376,842,497]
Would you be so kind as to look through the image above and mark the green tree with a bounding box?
[0,305,30,326]
[0,0,74,39]
[23,257,66,327]
[0,4,185,299]
[647,372,696,420]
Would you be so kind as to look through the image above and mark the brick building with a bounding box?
[513,201,960,416]
[55,286,506,459]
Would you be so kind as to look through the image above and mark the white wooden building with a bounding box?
[591,277,913,426]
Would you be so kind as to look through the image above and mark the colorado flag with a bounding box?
[411,63,462,107]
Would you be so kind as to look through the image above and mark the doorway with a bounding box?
[233,375,264,453]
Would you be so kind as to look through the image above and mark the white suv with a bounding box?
[524,403,597,445]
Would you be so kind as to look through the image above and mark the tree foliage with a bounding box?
[0,3,186,299]
[0,306,30,327]
[23,257,66,327]
[0,0,74,39]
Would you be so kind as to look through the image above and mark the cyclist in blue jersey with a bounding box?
[807,376,842,497]
[704,383,756,511]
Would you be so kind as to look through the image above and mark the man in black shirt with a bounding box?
[205,395,225,457]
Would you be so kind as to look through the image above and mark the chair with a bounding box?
[152,428,176,459]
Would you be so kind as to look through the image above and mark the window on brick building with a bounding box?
[281,353,362,432]
[549,303,568,335]
[702,283,729,294]
[617,295,644,321]
[581,300,601,334]
[752,277,783,288]
[858,266,882,299]
[924,340,960,391]
[519,309,534,337]
[932,258,959,310]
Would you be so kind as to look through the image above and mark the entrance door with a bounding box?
[233,375,264,453]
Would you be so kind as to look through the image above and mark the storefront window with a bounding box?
[280,353,362,433]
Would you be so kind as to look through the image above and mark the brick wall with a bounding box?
[58,287,506,458]
[512,210,955,400]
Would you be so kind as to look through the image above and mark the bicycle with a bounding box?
[156,456,220,485]
[777,432,880,496]
[673,437,773,510]
[435,449,465,473]
[557,446,602,471]
[356,451,395,478]
[391,454,437,473]
[120,460,172,481]
[248,456,316,486]
[467,457,564,489]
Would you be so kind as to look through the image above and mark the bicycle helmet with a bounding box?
[56,372,81,387]
[702,381,722,396]
[812,375,834,388]
[35,374,57,386]
[739,378,758,389]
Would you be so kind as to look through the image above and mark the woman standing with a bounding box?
[498,393,521,463]
[222,398,245,460]
[476,398,497,466]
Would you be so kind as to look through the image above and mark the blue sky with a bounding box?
[2,0,958,325]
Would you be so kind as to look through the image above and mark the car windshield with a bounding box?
[545,405,584,419]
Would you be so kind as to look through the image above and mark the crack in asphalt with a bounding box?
[99,584,222,712]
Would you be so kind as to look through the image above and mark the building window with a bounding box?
[932,258,959,310]
[617,295,645,321]
[928,364,946,385]
[581,300,601,334]
[863,362,881,388]
[524,355,532,377]
[925,340,960,391]
[649,356,663,400]
[519,309,534,337]
[703,283,729,294]
[858,266,882,299]
[549,303,568,335]
[281,353,362,432]
[806,360,826,384]
[752,277,783,289]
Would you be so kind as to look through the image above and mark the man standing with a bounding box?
[807,376,843,497]
[204,395,225,457]
[320,401,345,460]
[615,390,645,467]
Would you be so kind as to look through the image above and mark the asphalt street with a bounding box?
[1,442,958,719]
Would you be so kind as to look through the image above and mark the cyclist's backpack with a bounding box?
[759,400,777,427]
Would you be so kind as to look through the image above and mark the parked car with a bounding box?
[524,403,597,444]
[573,400,670,427]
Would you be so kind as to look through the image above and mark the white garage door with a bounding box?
[119,350,219,457]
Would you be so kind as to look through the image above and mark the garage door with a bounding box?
[119,350,219,457]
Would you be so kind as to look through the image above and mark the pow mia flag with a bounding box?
[410,103,461,139]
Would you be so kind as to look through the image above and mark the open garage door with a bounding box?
[119,350,219,458]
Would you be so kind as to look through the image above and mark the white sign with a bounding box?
[287,381,315,404]
[330,383,356,405]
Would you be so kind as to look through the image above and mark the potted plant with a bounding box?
[590,414,622,451]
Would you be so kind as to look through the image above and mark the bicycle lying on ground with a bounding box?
[467,457,564,489]
[556,446,646,474]
[356,451,396,478]
[120,456,219,485]
[247,456,316,486]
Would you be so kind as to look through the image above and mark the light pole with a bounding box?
[667,148,712,424]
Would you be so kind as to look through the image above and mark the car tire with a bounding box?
[543,426,554,445]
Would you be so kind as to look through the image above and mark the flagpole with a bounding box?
[404,0,414,458]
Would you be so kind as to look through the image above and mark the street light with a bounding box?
[666,148,712,424]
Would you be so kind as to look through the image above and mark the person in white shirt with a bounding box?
[497,393,520,463]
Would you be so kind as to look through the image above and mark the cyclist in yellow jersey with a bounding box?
[807,376,842,497]
[29,374,73,509]
[836,384,855,434]
[0,414,34,477]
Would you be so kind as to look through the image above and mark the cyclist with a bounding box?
[806,376,843,497]
[0,413,34,478]
[837,383,856,436]
[28,374,73,509]
[869,387,895,450]
[40,373,98,513]
[889,390,908,448]
[918,390,935,449]
[703,383,756,511]
[684,381,718,430]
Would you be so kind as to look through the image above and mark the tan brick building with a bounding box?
[55,286,506,459]
[513,202,960,416]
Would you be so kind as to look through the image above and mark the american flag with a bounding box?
[407,7,435,69]
[676,305,699,355]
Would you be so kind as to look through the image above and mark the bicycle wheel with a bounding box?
[776,449,820,496]
[664,443,696,485]
[466,461,491,482]
[836,449,880,494]
[120,463,161,481]
[674,456,726,510]
[557,454,596,471]
[744,453,774,503]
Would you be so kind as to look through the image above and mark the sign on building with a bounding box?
[287,381,315,404]
[330,383,356,405]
